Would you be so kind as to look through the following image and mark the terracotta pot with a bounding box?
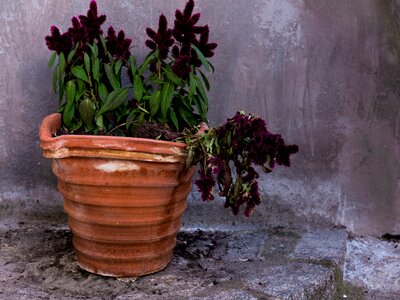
[39,113,196,277]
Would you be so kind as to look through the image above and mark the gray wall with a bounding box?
[1,0,400,236]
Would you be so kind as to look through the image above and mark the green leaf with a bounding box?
[88,43,98,57]
[208,61,215,73]
[104,64,120,90]
[150,76,164,85]
[84,53,91,75]
[63,80,76,127]
[189,72,196,100]
[193,94,206,118]
[58,72,65,106]
[192,44,213,72]
[57,103,65,113]
[52,65,58,94]
[169,109,179,131]
[129,56,137,77]
[126,110,137,128]
[58,52,66,75]
[96,88,128,116]
[79,98,96,129]
[71,66,89,83]
[99,35,107,53]
[195,75,207,101]
[75,80,85,100]
[65,80,76,106]
[63,104,74,128]
[107,52,114,64]
[70,120,82,131]
[164,66,183,85]
[58,80,64,106]
[67,45,77,64]
[138,51,156,75]
[199,69,210,91]
[114,59,123,75]
[48,52,56,68]
[98,83,108,103]
[95,115,105,130]
[149,90,160,117]
[92,58,100,82]
[133,74,144,100]
[195,75,208,115]
[178,106,197,127]
[126,111,145,131]
[160,82,174,118]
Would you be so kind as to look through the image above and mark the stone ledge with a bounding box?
[0,221,348,300]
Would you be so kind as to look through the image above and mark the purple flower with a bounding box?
[207,112,298,216]
[276,139,299,167]
[45,26,73,54]
[191,25,218,67]
[195,169,215,201]
[145,14,174,60]
[68,17,88,44]
[207,156,224,174]
[79,0,106,42]
[68,17,89,56]
[171,55,191,78]
[106,26,132,61]
[172,0,217,69]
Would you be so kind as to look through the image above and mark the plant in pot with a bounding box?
[40,0,298,277]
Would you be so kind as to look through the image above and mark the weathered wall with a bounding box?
[1,0,399,236]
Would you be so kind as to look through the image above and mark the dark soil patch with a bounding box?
[54,121,180,141]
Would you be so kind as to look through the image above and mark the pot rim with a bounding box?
[39,113,191,160]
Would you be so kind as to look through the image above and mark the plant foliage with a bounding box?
[45,0,216,135]
[45,1,299,216]
[183,112,299,216]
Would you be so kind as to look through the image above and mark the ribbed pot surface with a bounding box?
[39,114,195,277]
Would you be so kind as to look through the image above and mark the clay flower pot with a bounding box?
[39,113,196,277]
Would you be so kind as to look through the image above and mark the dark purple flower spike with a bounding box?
[45,1,107,55]
[171,55,191,79]
[145,14,174,61]
[67,17,89,56]
[106,26,132,61]
[45,26,73,54]
[79,0,106,42]
[172,0,218,70]
[173,0,199,50]
[192,25,217,60]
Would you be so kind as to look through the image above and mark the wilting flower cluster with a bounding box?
[207,156,225,174]
[217,112,299,168]
[45,0,131,61]
[144,0,217,78]
[229,166,261,217]
[195,169,215,201]
[193,112,299,217]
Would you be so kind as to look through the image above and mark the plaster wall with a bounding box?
[1,0,399,236]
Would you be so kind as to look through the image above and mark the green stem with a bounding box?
[158,56,161,81]
[87,74,96,102]
[107,123,126,136]
[137,105,150,114]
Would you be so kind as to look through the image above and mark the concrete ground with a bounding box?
[1,209,399,300]
[344,237,400,299]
